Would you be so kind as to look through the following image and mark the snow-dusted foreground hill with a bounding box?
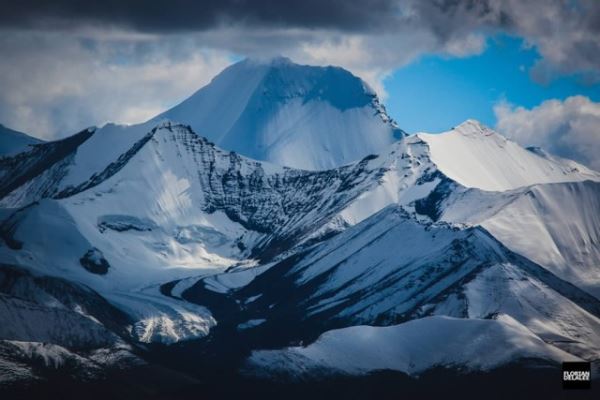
[0,264,143,385]
[0,62,599,394]
[246,315,579,378]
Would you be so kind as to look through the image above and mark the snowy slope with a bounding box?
[154,57,404,170]
[434,180,600,299]
[418,120,600,191]
[246,315,578,378]
[0,124,43,157]
[222,204,600,336]
[527,145,599,176]
[0,122,415,344]
[0,127,93,202]
[59,121,157,189]
[0,197,220,344]
[0,122,158,207]
[0,263,142,384]
[240,206,511,324]
[426,263,600,360]
[0,264,126,348]
[177,201,600,373]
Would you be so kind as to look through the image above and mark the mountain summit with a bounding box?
[153,57,404,170]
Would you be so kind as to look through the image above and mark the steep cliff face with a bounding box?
[0,128,93,201]
[0,122,433,274]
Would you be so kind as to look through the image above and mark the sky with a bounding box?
[0,0,599,168]
[385,35,600,134]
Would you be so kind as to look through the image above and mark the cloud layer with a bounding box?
[495,96,600,170]
[0,30,233,139]
[0,0,599,139]
[3,0,598,78]
[0,0,400,32]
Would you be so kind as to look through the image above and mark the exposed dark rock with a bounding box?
[0,128,94,200]
[79,248,110,275]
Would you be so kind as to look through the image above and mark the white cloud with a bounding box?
[1,0,598,140]
[494,96,600,170]
[0,24,489,139]
[0,30,233,139]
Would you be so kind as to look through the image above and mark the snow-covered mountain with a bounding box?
[432,180,600,298]
[0,60,599,395]
[153,57,404,170]
[183,204,600,369]
[417,119,599,191]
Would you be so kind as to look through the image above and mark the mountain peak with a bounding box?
[242,55,294,67]
[153,58,403,170]
[417,120,600,191]
[451,119,495,137]
[223,57,377,109]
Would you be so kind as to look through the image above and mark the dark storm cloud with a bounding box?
[0,0,400,32]
[412,0,600,80]
[3,0,599,78]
